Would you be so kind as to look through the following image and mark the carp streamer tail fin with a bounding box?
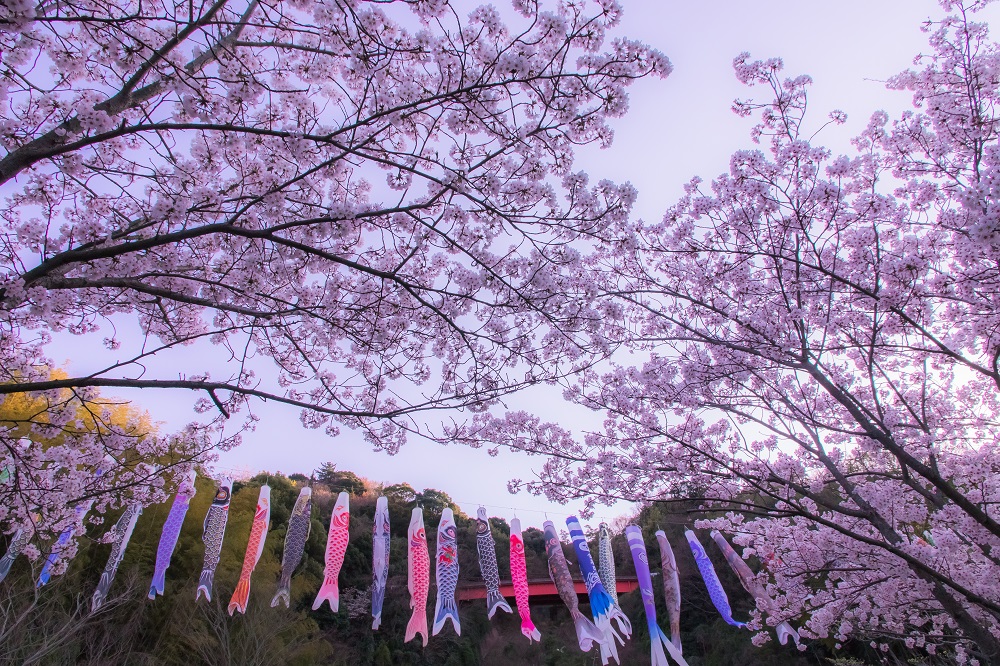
[776,621,801,646]
[311,575,339,611]
[228,576,251,616]
[570,609,605,652]
[271,575,291,608]
[521,618,541,642]
[92,573,112,612]
[271,586,290,608]
[0,538,20,583]
[148,570,165,600]
[196,570,214,602]
[404,605,429,646]
[660,625,690,666]
[485,589,512,619]
[432,595,461,636]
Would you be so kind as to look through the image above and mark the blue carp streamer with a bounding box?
[567,516,631,664]
[685,529,746,628]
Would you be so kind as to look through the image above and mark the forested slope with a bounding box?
[0,470,911,665]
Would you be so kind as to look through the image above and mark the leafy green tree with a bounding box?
[415,488,459,521]
[373,641,392,666]
[315,463,366,496]
[382,483,417,506]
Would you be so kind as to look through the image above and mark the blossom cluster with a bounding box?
[479,1,1000,661]
[0,0,666,567]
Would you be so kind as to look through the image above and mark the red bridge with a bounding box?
[457,577,639,605]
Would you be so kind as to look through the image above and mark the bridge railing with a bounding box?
[456,577,639,604]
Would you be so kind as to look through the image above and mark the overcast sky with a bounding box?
[45,0,996,530]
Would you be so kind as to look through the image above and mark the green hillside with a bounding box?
[0,469,897,665]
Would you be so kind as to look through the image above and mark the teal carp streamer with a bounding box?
[271,486,312,608]
[196,477,232,602]
[92,503,142,611]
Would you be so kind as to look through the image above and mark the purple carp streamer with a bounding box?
[433,508,461,636]
[228,485,271,616]
[149,471,197,599]
[685,530,746,628]
[196,477,232,602]
[597,523,619,606]
[567,516,631,665]
[92,503,142,611]
[371,496,390,630]
[0,527,28,584]
[271,487,312,608]
[313,492,350,611]
[710,530,800,646]
[543,520,604,653]
[626,527,690,666]
[510,518,541,642]
[475,507,512,619]
[655,530,683,651]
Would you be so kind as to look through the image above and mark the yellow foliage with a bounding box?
[0,367,157,444]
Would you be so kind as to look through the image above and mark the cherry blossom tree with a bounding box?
[473,2,1000,662]
[0,381,209,576]
[0,0,667,567]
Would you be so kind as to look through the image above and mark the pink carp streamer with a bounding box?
[149,471,197,599]
[655,530,683,651]
[710,530,801,646]
[228,485,271,616]
[405,507,430,646]
[313,491,350,611]
[509,518,541,642]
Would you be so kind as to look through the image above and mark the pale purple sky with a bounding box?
[46,0,994,530]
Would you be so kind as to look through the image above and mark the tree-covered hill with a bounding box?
[0,468,933,665]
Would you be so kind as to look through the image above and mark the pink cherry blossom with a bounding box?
[477,1,1000,662]
[0,0,666,570]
